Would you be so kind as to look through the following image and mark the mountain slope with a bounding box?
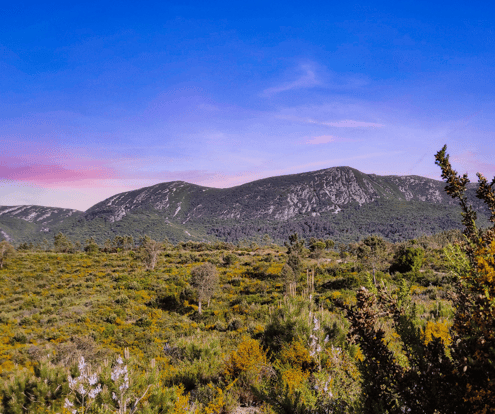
[85,167,458,222]
[0,206,83,243]
[0,166,490,245]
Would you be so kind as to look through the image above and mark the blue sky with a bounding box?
[1,0,494,210]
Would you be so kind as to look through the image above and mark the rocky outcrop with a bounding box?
[83,166,456,223]
[0,205,82,226]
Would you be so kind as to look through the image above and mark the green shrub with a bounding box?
[392,245,425,273]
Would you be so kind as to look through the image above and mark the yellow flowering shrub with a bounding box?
[279,340,312,371]
[422,320,452,346]
[173,385,195,414]
[281,366,309,395]
[224,337,267,379]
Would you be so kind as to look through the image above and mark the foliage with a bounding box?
[0,361,69,413]
[224,337,268,404]
[280,264,296,295]
[338,145,495,413]
[0,242,15,269]
[392,244,425,273]
[308,238,326,260]
[356,235,387,284]
[284,234,305,255]
[190,262,219,314]
[0,219,469,413]
[54,232,74,253]
[84,237,100,254]
[139,236,163,271]
[341,285,456,413]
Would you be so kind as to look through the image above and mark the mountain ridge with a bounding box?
[0,166,489,245]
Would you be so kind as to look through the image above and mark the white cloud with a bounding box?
[263,64,320,96]
[292,117,384,128]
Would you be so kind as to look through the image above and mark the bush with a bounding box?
[339,145,495,413]
[392,245,425,273]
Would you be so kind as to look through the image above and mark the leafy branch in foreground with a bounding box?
[340,145,495,413]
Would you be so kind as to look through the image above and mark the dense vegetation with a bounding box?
[0,146,494,413]
[0,227,462,413]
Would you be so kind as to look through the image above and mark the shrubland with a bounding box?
[0,228,459,413]
[0,146,492,413]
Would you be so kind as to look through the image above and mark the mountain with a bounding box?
[0,205,83,243]
[0,166,490,245]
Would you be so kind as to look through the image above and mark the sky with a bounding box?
[1,0,494,211]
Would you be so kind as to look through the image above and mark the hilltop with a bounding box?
[0,166,489,245]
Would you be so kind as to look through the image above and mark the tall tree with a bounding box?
[356,235,386,285]
[190,262,219,314]
[285,233,305,277]
[53,232,73,253]
[0,241,15,269]
[139,235,162,270]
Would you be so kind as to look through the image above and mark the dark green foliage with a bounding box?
[0,362,69,413]
[84,236,100,254]
[324,239,335,250]
[284,233,305,279]
[392,245,425,273]
[253,387,309,414]
[112,235,134,252]
[286,253,302,278]
[321,274,363,291]
[308,238,326,259]
[261,300,311,355]
[285,233,305,256]
[222,253,238,266]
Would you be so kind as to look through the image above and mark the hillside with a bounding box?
[0,166,490,245]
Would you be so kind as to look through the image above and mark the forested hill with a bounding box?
[0,166,490,245]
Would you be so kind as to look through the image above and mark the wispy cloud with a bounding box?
[306,135,339,145]
[263,64,320,96]
[304,135,355,145]
[288,116,384,128]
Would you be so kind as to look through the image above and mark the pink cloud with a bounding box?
[0,155,117,187]
[452,151,495,178]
